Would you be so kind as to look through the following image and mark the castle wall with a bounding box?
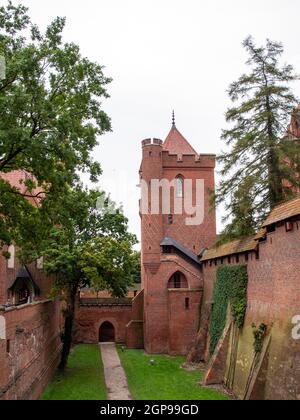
[140,135,216,356]
[201,221,300,400]
[74,304,133,344]
[144,255,203,354]
[0,300,62,400]
[75,291,145,348]
[126,290,144,349]
[0,244,62,400]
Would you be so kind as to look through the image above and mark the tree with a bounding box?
[31,187,138,371]
[0,1,111,246]
[217,177,257,245]
[130,251,141,284]
[216,36,300,235]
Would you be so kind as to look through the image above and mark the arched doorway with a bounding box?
[99,321,115,343]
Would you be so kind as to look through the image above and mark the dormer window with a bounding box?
[8,266,40,307]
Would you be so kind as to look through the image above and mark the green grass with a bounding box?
[41,345,107,400]
[118,347,228,400]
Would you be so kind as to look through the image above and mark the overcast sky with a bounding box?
[20,0,300,243]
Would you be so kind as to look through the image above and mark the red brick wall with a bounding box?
[0,224,62,400]
[199,221,300,400]
[161,155,216,253]
[74,304,133,344]
[0,250,53,306]
[0,300,62,400]
[125,290,144,349]
[140,136,216,356]
[144,255,203,354]
[241,222,300,400]
[126,321,144,349]
[168,289,202,355]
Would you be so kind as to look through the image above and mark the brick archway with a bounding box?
[167,271,188,289]
[99,321,115,343]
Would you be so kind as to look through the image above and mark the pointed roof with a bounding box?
[163,113,198,155]
[8,266,40,294]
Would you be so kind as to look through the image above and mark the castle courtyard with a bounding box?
[42,344,228,401]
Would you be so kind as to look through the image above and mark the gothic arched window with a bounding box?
[7,245,15,269]
[167,271,188,289]
[176,176,184,198]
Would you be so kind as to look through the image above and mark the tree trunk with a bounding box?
[265,95,284,207]
[58,283,78,371]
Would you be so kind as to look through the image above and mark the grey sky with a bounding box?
[20,0,300,243]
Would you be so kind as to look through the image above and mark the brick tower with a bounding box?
[139,115,216,354]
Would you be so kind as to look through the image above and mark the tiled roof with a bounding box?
[262,196,300,227]
[161,237,201,264]
[163,127,198,155]
[8,266,40,294]
[254,228,267,240]
[201,236,258,261]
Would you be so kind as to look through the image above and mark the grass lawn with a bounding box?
[118,347,228,400]
[41,345,107,400]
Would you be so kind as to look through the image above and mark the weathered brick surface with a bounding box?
[74,305,133,344]
[75,290,145,347]
[0,250,53,307]
[0,300,62,400]
[126,321,144,349]
[168,288,202,355]
[140,132,216,355]
[200,221,300,400]
[0,171,62,400]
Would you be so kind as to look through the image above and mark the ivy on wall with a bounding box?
[209,265,248,355]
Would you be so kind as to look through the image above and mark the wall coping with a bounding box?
[0,299,53,313]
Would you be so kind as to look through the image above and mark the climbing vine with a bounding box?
[209,265,248,355]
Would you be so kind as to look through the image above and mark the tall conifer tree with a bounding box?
[217,36,300,239]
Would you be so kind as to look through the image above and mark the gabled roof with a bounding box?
[201,236,259,261]
[161,237,201,264]
[8,266,40,295]
[163,126,198,155]
[262,196,300,227]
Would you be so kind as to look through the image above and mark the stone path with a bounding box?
[100,343,132,400]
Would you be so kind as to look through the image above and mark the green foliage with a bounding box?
[0,1,111,246]
[79,236,136,297]
[35,186,138,370]
[252,323,268,354]
[117,347,228,400]
[41,345,107,400]
[217,177,257,245]
[131,251,141,284]
[216,36,300,235]
[209,265,248,355]
[37,187,137,296]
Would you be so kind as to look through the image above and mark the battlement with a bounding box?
[142,138,163,148]
[162,150,216,168]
